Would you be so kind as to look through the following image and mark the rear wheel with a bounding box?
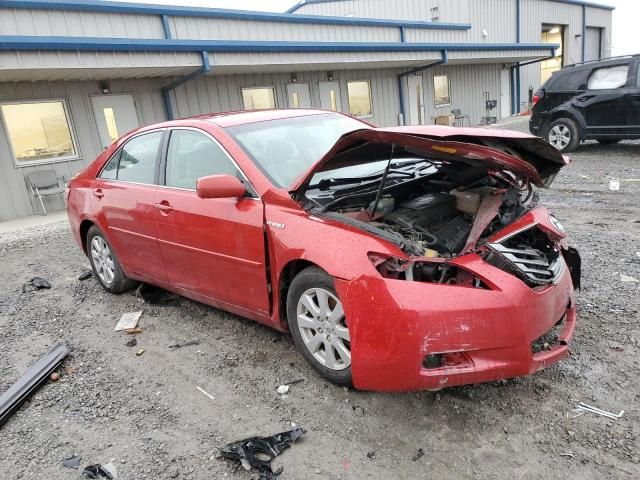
[287,267,352,386]
[597,139,621,145]
[546,118,580,152]
[87,226,137,294]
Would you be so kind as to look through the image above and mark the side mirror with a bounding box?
[196,175,246,199]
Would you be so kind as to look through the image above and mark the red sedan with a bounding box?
[67,109,580,392]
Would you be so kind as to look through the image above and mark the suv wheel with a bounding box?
[546,118,580,152]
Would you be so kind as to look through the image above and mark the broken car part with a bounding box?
[22,276,51,292]
[168,339,200,349]
[82,464,114,479]
[576,402,624,420]
[78,270,93,281]
[219,427,305,480]
[62,455,82,469]
[0,343,70,427]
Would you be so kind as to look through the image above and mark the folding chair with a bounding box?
[26,170,66,215]
[451,108,471,127]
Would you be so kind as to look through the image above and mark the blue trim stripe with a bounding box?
[0,36,558,54]
[286,0,350,14]
[1,0,471,30]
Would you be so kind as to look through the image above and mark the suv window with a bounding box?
[165,129,240,190]
[547,69,588,91]
[587,65,629,90]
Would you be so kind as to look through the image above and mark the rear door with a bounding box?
[93,129,167,282]
[577,63,630,136]
[153,127,270,315]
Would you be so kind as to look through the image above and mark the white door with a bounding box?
[500,69,511,118]
[286,83,312,108]
[91,95,140,149]
[407,75,425,125]
[318,81,342,112]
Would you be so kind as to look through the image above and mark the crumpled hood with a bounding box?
[290,125,569,195]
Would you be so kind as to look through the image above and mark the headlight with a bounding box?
[549,214,565,233]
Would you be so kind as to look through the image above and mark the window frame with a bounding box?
[240,86,278,110]
[0,98,81,168]
[97,128,166,186]
[158,127,259,199]
[346,79,374,118]
[433,74,451,108]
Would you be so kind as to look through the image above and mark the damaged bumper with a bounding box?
[337,252,578,392]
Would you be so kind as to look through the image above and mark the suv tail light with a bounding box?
[532,94,540,108]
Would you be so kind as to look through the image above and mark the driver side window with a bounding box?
[165,129,240,190]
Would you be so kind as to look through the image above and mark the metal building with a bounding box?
[0,0,612,221]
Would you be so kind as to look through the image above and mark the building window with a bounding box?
[433,75,451,107]
[242,87,277,110]
[347,80,373,117]
[541,25,564,84]
[0,100,78,166]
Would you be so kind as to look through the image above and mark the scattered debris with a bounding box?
[575,402,624,420]
[276,385,290,396]
[78,270,93,281]
[0,343,70,427]
[125,328,143,335]
[411,448,424,462]
[219,427,305,480]
[50,372,60,382]
[366,451,377,459]
[283,378,304,386]
[82,464,114,479]
[620,273,638,283]
[168,339,200,349]
[135,349,145,357]
[352,405,365,417]
[22,277,51,292]
[62,455,82,469]
[608,180,620,191]
[101,461,118,479]
[197,386,215,402]
[136,284,180,305]
[559,452,575,459]
[126,338,137,347]
[114,311,143,331]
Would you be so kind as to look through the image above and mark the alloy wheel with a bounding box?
[548,124,571,150]
[296,287,351,371]
[90,236,115,285]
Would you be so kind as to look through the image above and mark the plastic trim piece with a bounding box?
[0,343,70,427]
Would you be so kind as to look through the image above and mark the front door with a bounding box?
[319,81,342,111]
[153,128,270,315]
[407,75,425,125]
[286,83,312,108]
[91,95,140,150]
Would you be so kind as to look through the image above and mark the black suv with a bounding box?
[530,55,640,152]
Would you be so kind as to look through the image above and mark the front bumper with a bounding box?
[336,252,577,392]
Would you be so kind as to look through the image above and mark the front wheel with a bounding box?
[545,118,580,152]
[287,267,352,386]
[87,226,137,294]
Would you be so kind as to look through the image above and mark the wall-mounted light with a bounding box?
[98,80,111,94]
[481,29,488,38]
[327,71,334,81]
[290,73,298,83]
[549,27,560,34]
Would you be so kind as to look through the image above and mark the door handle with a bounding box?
[154,202,174,213]
[93,189,104,199]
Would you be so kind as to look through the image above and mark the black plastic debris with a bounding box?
[0,343,70,427]
[22,277,51,292]
[136,284,180,305]
[126,338,137,347]
[83,464,113,479]
[78,270,93,281]
[62,455,82,469]
[366,451,376,459]
[411,448,424,462]
[168,339,200,349]
[219,427,305,480]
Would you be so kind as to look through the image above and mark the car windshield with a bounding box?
[225,113,367,188]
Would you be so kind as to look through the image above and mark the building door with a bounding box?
[584,27,602,62]
[500,69,511,118]
[407,75,425,125]
[286,83,312,108]
[319,81,343,111]
[91,95,140,150]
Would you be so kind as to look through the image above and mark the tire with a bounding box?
[545,118,580,152]
[286,267,352,387]
[86,225,137,294]
[597,139,621,145]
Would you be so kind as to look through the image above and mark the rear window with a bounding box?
[546,69,588,91]
[587,65,629,90]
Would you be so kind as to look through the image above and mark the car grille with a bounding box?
[484,227,563,287]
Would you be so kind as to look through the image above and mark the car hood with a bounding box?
[289,126,569,195]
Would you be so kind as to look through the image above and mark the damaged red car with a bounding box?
[67,109,581,392]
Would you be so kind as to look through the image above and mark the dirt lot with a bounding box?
[1,120,639,480]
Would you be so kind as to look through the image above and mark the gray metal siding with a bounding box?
[0,79,167,221]
[0,8,165,38]
[585,6,612,57]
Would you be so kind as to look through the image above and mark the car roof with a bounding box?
[559,54,639,74]
[200,108,338,127]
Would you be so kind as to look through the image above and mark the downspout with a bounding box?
[513,0,521,115]
[581,4,586,62]
[397,49,448,126]
[161,51,211,120]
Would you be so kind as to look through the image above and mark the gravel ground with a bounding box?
[0,119,639,480]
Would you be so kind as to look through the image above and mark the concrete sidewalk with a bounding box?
[0,211,67,235]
